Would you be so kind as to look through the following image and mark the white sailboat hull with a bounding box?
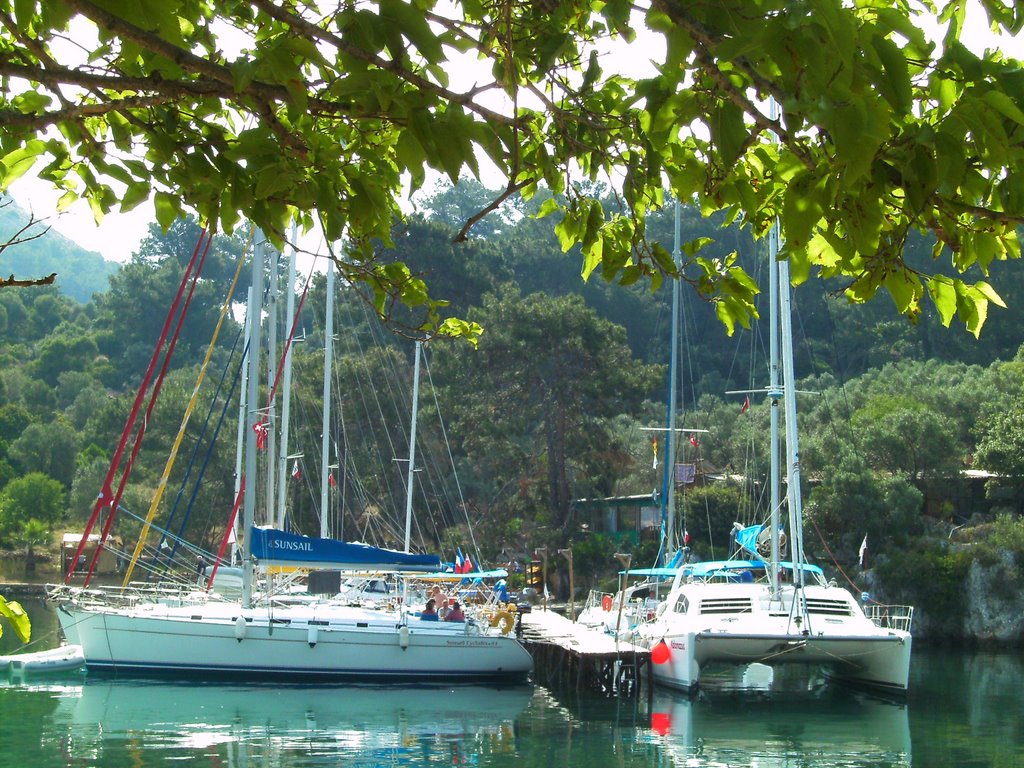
[637,582,912,695]
[56,599,533,682]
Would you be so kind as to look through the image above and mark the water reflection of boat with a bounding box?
[51,678,532,765]
[647,682,912,767]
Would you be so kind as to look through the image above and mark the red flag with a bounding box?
[652,435,658,469]
[689,434,699,448]
[328,473,336,487]
[253,420,268,450]
[463,553,474,573]
[291,460,301,480]
[741,396,750,414]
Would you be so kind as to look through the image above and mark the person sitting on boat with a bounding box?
[420,598,439,620]
[444,601,466,622]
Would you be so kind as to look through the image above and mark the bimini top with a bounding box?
[682,559,825,581]
[249,527,442,571]
[620,560,825,581]
[412,569,510,581]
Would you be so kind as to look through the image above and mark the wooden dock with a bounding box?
[518,608,649,697]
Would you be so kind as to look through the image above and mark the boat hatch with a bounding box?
[805,598,853,616]
[699,598,753,615]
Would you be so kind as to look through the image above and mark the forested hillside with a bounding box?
[1,186,1022,642]
[0,197,119,303]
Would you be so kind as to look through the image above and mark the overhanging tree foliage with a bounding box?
[0,0,1021,337]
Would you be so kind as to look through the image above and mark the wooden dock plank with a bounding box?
[518,608,649,696]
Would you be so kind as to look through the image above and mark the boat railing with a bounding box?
[582,589,613,612]
[47,581,217,609]
[866,603,914,632]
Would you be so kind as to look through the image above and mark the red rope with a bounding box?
[85,232,214,585]
[808,517,865,596]
[65,229,211,584]
[207,478,245,593]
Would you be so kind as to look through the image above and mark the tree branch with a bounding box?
[0,272,57,289]
[247,0,520,129]
[452,178,532,242]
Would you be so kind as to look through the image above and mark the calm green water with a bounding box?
[1,597,1021,767]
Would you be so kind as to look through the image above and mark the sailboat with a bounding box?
[51,232,533,682]
[631,199,914,695]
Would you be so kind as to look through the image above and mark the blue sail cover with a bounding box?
[249,527,442,571]
[734,524,765,560]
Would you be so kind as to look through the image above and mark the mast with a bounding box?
[319,258,336,538]
[768,97,783,598]
[275,225,298,529]
[242,231,267,609]
[768,219,783,596]
[662,201,682,562]
[403,341,422,553]
[779,255,807,589]
[232,285,254,564]
[264,245,279,527]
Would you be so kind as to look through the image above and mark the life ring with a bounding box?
[601,594,613,612]
[490,610,515,635]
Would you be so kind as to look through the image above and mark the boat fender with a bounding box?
[398,624,410,650]
[307,624,318,648]
[234,616,247,642]
[651,639,671,664]
[601,594,613,612]
[464,620,481,636]
[491,610,514,636]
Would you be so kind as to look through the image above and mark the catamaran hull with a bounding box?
[650,629,912,695]
[56,603,533,683]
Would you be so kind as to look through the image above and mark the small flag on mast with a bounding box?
[741,396,750,414]
[652,435,658,469]
[291,460,301,480]
[328,472,336,487]
[689,434,699,448]
[859,535,869,569]
[253,420,268,450]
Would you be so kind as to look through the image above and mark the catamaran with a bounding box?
[631,199,914,695]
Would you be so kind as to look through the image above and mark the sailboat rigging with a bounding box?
[49,229,533,682]
[631,195,915,695]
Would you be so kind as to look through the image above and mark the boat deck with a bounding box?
[519,608,648,697]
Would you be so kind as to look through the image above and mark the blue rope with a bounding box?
[153,324,246,574]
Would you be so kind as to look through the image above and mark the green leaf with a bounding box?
[982,89,1024,125]
[0,595,31,644]
[120,181,151,212]
[12,91,52,114]
[153,191,179,230]
[883,269,921,314]
[0,140,46,191]
[927,276,957,326]
[781,171,825,248]
[709,100,748,168]
[581,235,603,281]
[870,34,913,112]
[533,196,560,219]
[974,280,1006,308]
[379,0,444,63]
[554,209,581,252]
